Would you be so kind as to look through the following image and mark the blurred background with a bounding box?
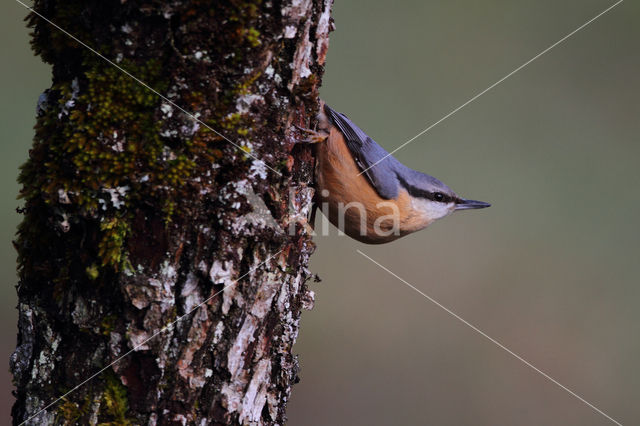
[2,0,639,424]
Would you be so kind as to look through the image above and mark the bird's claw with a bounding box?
[294,124,328,144]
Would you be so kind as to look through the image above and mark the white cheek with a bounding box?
[412,199,454,221]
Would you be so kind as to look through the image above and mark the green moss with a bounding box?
[57,395,91,424]
[54,373,133,424]
[99,372,132,425]
[219,112,243,131]
[245,27,261,47]
[98,218,130,268]
[233,71,262,96]
[220,113,251,137]
[86,264,100,281]
[18,55,198,270]
[100,314,118,336]
[18,0,275,281]
[162,198,177,224]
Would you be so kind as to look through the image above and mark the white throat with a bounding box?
[411,198,454,222]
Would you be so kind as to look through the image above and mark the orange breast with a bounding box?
[315,128,430,243]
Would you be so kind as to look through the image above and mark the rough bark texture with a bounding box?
[11,0,333,424]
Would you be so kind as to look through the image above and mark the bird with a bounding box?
[301,102,490,244]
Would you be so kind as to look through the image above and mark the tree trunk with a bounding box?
[11,0,332,424]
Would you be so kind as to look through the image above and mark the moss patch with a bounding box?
[99,372,133,425]
[57,395,91,424]
[18,56,197,270]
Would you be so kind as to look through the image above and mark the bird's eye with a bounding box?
[433,192,445,202]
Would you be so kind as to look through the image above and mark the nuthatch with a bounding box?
[303,102,490,244]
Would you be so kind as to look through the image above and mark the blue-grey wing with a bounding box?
[324,104,399,199]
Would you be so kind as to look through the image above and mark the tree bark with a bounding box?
[11,0,332,424]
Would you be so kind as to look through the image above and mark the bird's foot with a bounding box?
[294,125,328,144]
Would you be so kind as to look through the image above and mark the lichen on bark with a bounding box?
[12,0,334,424]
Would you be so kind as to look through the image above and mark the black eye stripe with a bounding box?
[396,176,454,203]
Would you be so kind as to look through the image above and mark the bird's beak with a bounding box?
[455,198,491,210]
